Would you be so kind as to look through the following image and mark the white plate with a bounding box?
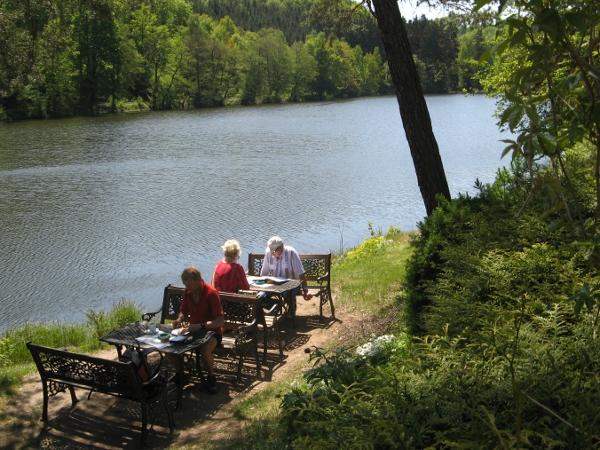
[169,335,189,344]
[171,327,190,336]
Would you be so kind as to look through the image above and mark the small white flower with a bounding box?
[356,334,397,358]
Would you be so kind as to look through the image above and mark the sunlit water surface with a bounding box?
[0,95,506,331]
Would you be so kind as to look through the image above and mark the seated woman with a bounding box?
[212,239,250,293]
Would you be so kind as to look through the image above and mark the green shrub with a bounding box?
[277,160,600,448]
[85,299,141,342]
[0,300,141,395]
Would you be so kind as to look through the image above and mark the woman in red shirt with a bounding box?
[212,239,250,293]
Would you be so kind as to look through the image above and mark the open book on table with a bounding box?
[247,275,289,285]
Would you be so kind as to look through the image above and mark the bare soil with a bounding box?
[0,297,379,450]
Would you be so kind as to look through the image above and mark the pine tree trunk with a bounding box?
[371,0,450,216]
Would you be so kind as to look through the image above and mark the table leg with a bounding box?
[283,291,296,326]
[175,354,184,409]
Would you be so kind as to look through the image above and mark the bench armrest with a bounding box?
[141,308,161,322]
[316,272,330,283]
[263,302,281,315]
[234,320,258,336]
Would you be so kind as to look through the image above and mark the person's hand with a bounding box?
[172,319,181,329]
[303,292,313,301]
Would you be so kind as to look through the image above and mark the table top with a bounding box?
[100,322,214,355]
[246,277,301,294]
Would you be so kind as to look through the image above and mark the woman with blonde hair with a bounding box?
[212,239,250,292]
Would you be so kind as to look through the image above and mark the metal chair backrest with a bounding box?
[247,253,265,276]
[220,292,259,327]
[160,284,185,324]
[299,253,331,287]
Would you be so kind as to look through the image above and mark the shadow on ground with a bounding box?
[0,313,336,450]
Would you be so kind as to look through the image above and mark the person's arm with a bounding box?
[289,249,312,299]
[173,294,188,328]
[238,264,250,291]
[299,273,312,300]
[260,251,270,276]
[200,315,224,331]
[188,316,223,333]
[211,265,218,290]
[172,312,184,329]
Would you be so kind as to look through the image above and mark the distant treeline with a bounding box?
[194,0,495,94]
[0,0,493,121]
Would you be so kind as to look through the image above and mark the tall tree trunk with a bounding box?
[370,0,450,215]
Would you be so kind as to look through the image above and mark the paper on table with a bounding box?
[246,276,264,282]
[264,276,288,284]
[135,335,170,349]
[247,275,287,287]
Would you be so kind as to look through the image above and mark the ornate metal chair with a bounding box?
[218,292,262,381]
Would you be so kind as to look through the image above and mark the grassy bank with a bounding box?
[332,227,413,314]
[0,301,141,396]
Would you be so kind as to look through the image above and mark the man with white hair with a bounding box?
[261,236,312,316]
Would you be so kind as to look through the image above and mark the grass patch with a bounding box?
[0,300,141,396]
[233,376,307,421]
[221,382,297,450]
[332,228,414,314]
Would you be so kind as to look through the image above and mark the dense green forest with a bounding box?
[0,0,492,121]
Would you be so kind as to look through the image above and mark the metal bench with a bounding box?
[27,342,173,445]
[248,252,335,321]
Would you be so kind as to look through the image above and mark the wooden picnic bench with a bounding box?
[27,342,174,444]
[143,285,263,382]
[248,252,335,321]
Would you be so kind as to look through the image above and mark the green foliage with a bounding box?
[273,164,600,448]
[478,0,600,216]
[0,0,390,120]
[333,228,413,313]
[0,0,494,120]
[0,300,141,395]
[85,299,142,341]
[406,15,460,94]
[457,26,495,91]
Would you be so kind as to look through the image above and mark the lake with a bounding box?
[0,95,506,332]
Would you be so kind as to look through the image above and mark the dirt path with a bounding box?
[0,297,375,450]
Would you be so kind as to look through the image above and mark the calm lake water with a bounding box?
[0,95,506,332]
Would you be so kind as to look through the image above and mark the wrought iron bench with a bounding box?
[248,252,335,321]
[27,342,173,444]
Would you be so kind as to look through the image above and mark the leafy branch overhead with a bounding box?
[476,0,600,219]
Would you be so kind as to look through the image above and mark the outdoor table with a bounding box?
[246,277,302,319]
[100,322,214,408]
